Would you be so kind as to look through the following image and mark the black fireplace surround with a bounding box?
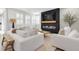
[41,8,60,33]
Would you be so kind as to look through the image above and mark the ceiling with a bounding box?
[16,8,55,14]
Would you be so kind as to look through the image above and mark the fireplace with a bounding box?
[41,8,60,33]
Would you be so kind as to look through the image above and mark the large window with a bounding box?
[31,14,41,29]
[25,15,30,25]
[0,8,6,34]
[16,13,24,25]
[0,17,2,30]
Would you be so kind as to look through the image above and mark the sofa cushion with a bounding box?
[16,30,28,37]
[16,25,32,30]
[64,26,71,36]
[16,29,37,38]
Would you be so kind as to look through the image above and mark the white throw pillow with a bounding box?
[64,26,71,36]
[68,30,79,38]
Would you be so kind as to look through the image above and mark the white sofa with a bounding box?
[50,34,79,51]
[6,31,44,51]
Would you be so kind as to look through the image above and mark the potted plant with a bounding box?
[63,12,77,27]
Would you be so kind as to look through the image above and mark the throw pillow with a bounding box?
[68,30,79,38]
[64,26,71,36]
[59,29,65,35]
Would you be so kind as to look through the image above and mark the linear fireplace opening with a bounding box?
[41,8,60,33]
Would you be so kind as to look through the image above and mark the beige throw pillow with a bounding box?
[59,29,65,35]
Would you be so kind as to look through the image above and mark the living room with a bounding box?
[0,8,79,51]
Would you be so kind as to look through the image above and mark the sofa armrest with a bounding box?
[7,31,44,42]
[50,34,79,51]
[22,33,44,41]
[15,33,44,51]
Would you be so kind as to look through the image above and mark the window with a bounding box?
[16,13,24,25]
[25,15,30,25]
[0,8,6,34]
[31,15,41,29]
[0,16,2,30]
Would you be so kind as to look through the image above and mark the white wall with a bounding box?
[60,8,79,31]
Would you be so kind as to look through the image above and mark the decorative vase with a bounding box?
[12,22,15,28]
